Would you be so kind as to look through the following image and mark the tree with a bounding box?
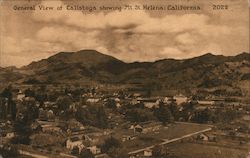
[107,147,128,158]
[180,102,196,121]
[0,145,20,158]
[1,86,16,120]
[79,149,94,158]
[0,98,8,119]
[168,102,179,120]
[152,145,176,158]
[12,118,31,145]
[56,96,73,111]
[10,101,17,120]
[152,145,167,158]
[71,146,79,156]
[146,89,152,97]
[35,91,47,107]
[154,101,173,125]
[214,109,238,123]
[11,98,40,145]
[24,88,35,97]
[76,105,108,129]
[21,98,39,122]
[1,87,12,99]
[101,136,121,153]
[105,99,116,109]
[192,108,211,123]
[30,134,63,148]
[125,108,155,122]
[96,106,108,128]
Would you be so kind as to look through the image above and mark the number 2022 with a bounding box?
[213,5,228,10]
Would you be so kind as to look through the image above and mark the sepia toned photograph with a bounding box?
[0,0,249,157]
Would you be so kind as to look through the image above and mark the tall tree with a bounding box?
[101,136,121,153]
[96,106,108,128]
[154,101,173,125]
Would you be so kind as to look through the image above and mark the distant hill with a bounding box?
[0,66,24,84]
[21,50,127,83]
[1,50,249,95]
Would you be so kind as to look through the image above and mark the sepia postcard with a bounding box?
[0,0,249,158]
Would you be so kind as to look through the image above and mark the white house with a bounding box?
[66,137,85,152]
[3,131,15,139]
[198,133,209,141]
[16,92,25,100]
[87,146,101,155]
[197,100,215,106]
[144,149,152,157]
[173,95,188,105]
[86,98,100,104]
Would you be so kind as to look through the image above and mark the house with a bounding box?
[198,133,217,142]
[47,110,55,121]
[133,93,141,97]
[197,100,215,106]
[87,146,101,155]
[198,133,209,141]
[133,124,143,133]
[44,101,56,108]
[129,98,140,105]
[83,133,102,144]
[144,149,152,157]
[131,122,162,134]
[144,102,158,109]
[114,98,120,102]
[137,98,160,108]
[69,127,86,136]
[68,119,85,133]
[3,131,15,139]
[16,92,25,100]
[38,108,47,121]
[116,102,121,108]
[212,98,225,105]
[41,124,61,133]
[141,122,161,134]
[173,94,188,105]
[0,124,15,139]
[66,137,85,152]
[122,134,137,142]
[30,121,42,132]
[163,97,175,104]
[86,98,100,104]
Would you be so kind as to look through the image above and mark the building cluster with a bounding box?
[0,84,249,157]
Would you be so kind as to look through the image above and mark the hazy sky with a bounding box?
[0,0,249,67]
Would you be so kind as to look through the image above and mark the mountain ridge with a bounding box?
[0,50,249,96]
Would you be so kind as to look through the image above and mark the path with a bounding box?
[128,127,212,155]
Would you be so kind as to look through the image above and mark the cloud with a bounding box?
[175,33,196,45]
[33,2,228,36]
[32,1,145,30]
[0,0,248,67]
[159,47,184,59]
[36,26,100,50]
[1,36,67,67]
[201,43,223,55]
[135,14,209,33]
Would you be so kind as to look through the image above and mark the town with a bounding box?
[0,83,249,158]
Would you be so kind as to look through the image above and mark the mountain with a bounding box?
[21,50,128,83]
[1,50,249,95]
[0,66,25,84]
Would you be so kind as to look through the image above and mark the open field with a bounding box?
[168,142,249,158]
[113,122,213,153]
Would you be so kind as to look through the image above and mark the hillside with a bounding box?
[0,66,24,84]
[0,50,249,95]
